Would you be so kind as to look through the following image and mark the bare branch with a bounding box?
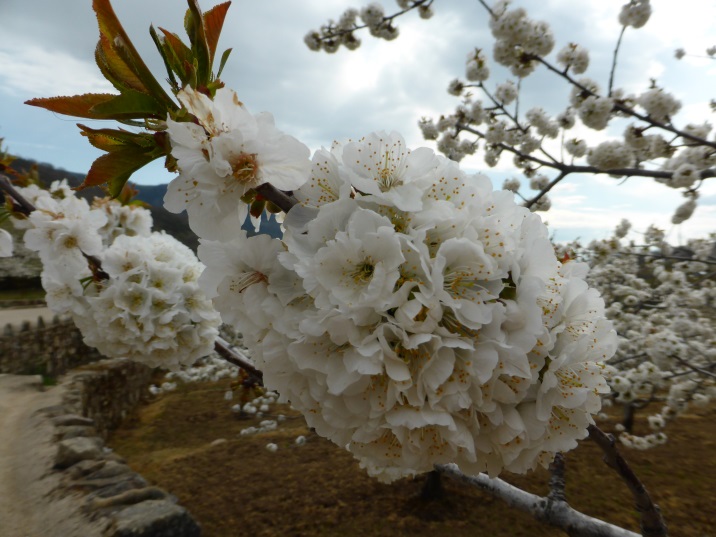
[436,464,640,537]
[587,425,668,537]
[671,354,716,380]
[524,170,567,209]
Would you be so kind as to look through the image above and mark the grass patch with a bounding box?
[0,287,45,302]
[109,380,716,537]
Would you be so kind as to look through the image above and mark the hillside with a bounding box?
[8,157,282,243]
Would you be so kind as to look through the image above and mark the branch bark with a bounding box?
[0,174,36,215]
[214,336,263,383]
[588,425,668,537]
[436,464,640,537]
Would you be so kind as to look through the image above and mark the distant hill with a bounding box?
[9,157,199,251]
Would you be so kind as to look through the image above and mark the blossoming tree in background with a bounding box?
[4,0,716,535]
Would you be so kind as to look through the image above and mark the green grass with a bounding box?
[0,288,45,302]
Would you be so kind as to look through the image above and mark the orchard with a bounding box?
[1,1,714,535]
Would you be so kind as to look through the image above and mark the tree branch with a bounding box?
[214,336,263,383]
[548,452,567,503]
[587,425,668,537]
[0,174,36,215]
[524,170,567,209]
[255,183,297,214]
[532,56,716,149]
[310,0,434,45]
[436,464,640,537]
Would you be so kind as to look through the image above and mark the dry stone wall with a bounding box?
[44,359,202,536]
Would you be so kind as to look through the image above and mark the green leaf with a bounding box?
[95,34,146,93]
[158,28,195,87]
[78,124,158,152]
[185,0,211,86]
[216,47,232,79]
[90,89,165,119]
[25,93,116,119]
[150,25,180,93]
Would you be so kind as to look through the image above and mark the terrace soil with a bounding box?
[109,379,716,537]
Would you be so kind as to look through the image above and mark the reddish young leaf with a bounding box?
[95,34,146,93]
[92,0,177,111]
[79,146,161,196]
[25,94,117,119]
[203,2,231,63]
[91,89,165,119]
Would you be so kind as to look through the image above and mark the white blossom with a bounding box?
[164,86,311,241]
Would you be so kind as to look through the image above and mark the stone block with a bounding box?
[55,437,103,469]
[109,500,201,537]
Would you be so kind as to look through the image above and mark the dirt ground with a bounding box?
[109,380,716,537]
[0,374,106,537]
[0,306,57,328]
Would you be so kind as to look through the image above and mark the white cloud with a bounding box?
[0,43,113,98]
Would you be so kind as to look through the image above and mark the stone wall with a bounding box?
[64,359,156,440]
[0,316,103,376]
[44,359,201,536]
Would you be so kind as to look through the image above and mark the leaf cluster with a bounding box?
[25,0,232,197]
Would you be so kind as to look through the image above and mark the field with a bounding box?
[109,380,716,537]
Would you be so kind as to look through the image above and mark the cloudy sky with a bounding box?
[1,0,714,243]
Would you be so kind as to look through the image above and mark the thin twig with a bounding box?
[608,26,627,97]
[524,170,567,209]
[672,353,716,380]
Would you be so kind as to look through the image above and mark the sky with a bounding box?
[1,0,715,244]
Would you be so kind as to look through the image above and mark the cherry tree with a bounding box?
[307,0,716,453]
[8,0,716,535]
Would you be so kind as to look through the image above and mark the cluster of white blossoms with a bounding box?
[7,180,220,370]
[304,0,425,54]
[190,118,616,479]
[164,87,311,241]
[489,1,555,77]
[73,233,221,369]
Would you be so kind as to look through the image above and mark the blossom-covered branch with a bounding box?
[304,0,435,53]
